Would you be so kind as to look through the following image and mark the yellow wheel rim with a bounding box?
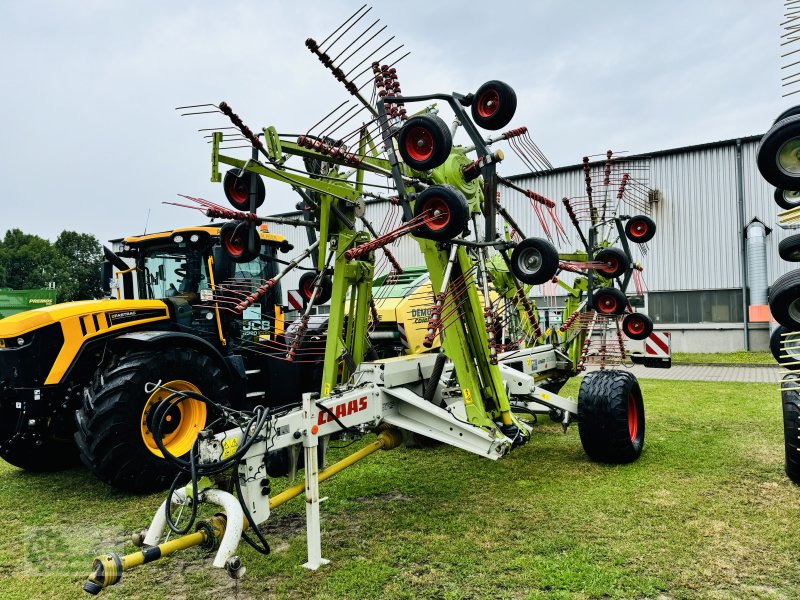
[141,380,207,458]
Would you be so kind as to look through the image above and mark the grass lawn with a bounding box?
[1,378,798,599]
[672,351,774,365]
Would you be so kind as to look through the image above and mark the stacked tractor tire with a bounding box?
[757,106,800,483]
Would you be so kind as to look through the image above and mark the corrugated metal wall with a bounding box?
[268,137,783,304]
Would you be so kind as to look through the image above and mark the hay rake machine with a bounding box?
[84,5,662,594]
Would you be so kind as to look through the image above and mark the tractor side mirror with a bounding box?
[100,261,113,294]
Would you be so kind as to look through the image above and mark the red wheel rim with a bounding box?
[421,197,451,231]
[226,175,249,206]
[596,294,618,314]
[629,219,649,239]
[625,316,645,335]
[600,256,619,275]
[223,231,244,256]
[627,392,638,442]
[476,89,500,118]
[404,126,434,162]
[301,276,315,300]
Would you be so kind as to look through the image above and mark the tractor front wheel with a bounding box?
[578,370,645,464]
[74,347,231,494]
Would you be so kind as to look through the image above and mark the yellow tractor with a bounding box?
[0,224,293,493]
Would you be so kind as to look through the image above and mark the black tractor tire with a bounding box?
[779,234,800,262]
[397,114,452,171]
[471,80,517,130]
[594,247,630,278]
[775,106,800,125]
[622,313,654,341]
[220,221,259,264]
[578,370,645,464]
[774,188,800,211]
[412,185,470,241]
[771,326,800,366]
[0,405,78,472]
[781,381,800,483]
[592,287,628,316]
[223,168,266,211]
[769,269,800,329]
[298,271,332,306]
[624,215,656,244]
[510,237,560,285]
[74,347,231,494]
[757,115,800,190]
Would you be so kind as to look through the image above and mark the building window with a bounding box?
[648,289,743,324]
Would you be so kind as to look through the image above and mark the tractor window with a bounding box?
[139,247,209,300]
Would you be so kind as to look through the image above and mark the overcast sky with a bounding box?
[0,1,784,243]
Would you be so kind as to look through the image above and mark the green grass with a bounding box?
[1,379,798,599]
[672,351,774,365]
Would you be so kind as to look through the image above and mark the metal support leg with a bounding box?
[302,392,329,570]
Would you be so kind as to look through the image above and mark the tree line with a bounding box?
[0,229,103,303]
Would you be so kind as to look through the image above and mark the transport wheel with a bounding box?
[412,185,469,241]
[592,287,628,316]
[622,313,653,341]
[775,106,800,125]
[757,115,800,190]
[624,215,656,243]
[774,188,800,211]
[781,380,800,484]
[220,221,259,263]
[298,271,332,305]
[0,405,77,471]
[769,269,800,329]
[779,234,800,262]
[397,114,452,171]
[223,168,266,211]
[594,247,629,278]
[771,326,800,366]
[510,237,560,285]
[74,347,230,494]
[578,370,645,464]
[471,80,517,130]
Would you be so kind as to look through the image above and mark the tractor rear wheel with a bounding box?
[781,381,800,484]
[578,370,645,464]
[75,347,230,494]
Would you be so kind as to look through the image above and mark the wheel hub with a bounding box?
[141,380,206,458]
[777,137,800,175]
[519,248,542,274]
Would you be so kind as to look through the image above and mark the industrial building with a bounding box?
[265,134,785,353]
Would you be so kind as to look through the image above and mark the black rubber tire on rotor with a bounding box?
[774,188,800,211]
[769,269,800,329]
[779,234,800,262]
[412,184,470,242]
[397,114,452,171]
[471,80,517,130]
[781,380,800,484]
[74,347,231,494]
[223,168,266,211]
[622,313,654,341]
[220,221,259,264]
[770,326,800,365]
[510,237,560,285]
[592,287,628,316]
[775,106,800,125]
[578,370,645,464]
[624,215,656,244]
[298,271,332,306]
[757,115,800,190]
[0,404,78,471]
[594,247,629,278]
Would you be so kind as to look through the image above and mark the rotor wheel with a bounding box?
[594,247,630,278]
[578,370,645,464]
[775,106,800,125]
[771,326,800,366]
[782,380,800,484]
[223,168,266,211]
[592,287,628,316]
[774,188,800,211]
[298,271,332,306]
[397,114,452,171]
[621,313,653,341]
[74,347,231,494]
[471,80,517,130]
[757,115,800,190]
[624,215,656,244]
[780,234,800,262]
[510,237,560,285]
[220,221,258,264]
[412,185,469,241]
[769,269,800,329]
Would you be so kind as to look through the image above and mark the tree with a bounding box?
[0,229,59,290]
[53,231,103,302]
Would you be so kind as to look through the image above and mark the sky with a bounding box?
[0,0,785,244]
